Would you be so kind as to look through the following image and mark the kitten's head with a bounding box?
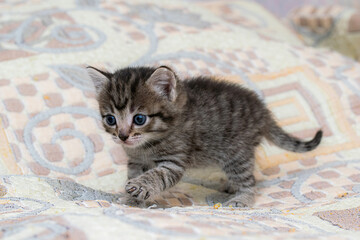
[87,66,181,148]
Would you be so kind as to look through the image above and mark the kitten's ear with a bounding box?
[87,66,111,94]
[147,66,177,101]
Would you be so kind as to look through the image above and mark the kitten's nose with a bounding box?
[118,133,129,142]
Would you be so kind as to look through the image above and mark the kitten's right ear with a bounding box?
[147,66,177,101]
[86,66,111,94]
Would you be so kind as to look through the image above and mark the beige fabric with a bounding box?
[0,0,360,239]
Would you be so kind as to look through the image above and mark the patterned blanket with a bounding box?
[1,0,360,239]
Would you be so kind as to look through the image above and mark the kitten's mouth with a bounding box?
[122,137,142,147]
[112,134,142,147]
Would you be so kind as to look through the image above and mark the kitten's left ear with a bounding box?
[87,66,111,95]
[147,66,177,101]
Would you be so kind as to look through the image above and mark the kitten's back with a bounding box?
[181,76,322,153]
[182,77,269,145]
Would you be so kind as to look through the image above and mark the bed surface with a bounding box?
[1,0,360,239]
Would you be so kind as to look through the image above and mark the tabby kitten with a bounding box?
[87,65,322,207]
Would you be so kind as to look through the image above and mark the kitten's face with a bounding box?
[88,66,178,148]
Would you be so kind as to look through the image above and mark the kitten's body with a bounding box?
[88,66,322,207]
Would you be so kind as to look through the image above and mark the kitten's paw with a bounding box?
[123,196,147,207]
[125,179,152,200]
[117,195,154,208]
[223,200,249,208]
[224,192,254,208]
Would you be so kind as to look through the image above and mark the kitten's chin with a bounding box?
[121,141,138,148]
[121,139,144,148]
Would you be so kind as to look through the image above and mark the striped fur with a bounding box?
[88,66,322,208]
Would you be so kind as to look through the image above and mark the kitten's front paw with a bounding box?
[123,196,147,208]
[125,179,153,200]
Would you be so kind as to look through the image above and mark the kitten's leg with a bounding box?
[127,162,147,180]
[222,150,256,208]
[125,161,185,201]
[119,162,150,207]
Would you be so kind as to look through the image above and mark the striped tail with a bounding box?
[266,122,323,153]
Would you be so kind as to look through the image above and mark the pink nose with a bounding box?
[118,133,129,141]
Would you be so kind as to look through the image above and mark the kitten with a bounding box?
[87,65,322,207]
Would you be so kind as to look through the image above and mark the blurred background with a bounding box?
[257,0,360,60]
[254,0,360,17]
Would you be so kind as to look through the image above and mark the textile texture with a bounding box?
[0,0,360,239]
[287,4,360,61]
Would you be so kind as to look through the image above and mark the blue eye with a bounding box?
[133,114,147,126]
[105,115,116,126]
